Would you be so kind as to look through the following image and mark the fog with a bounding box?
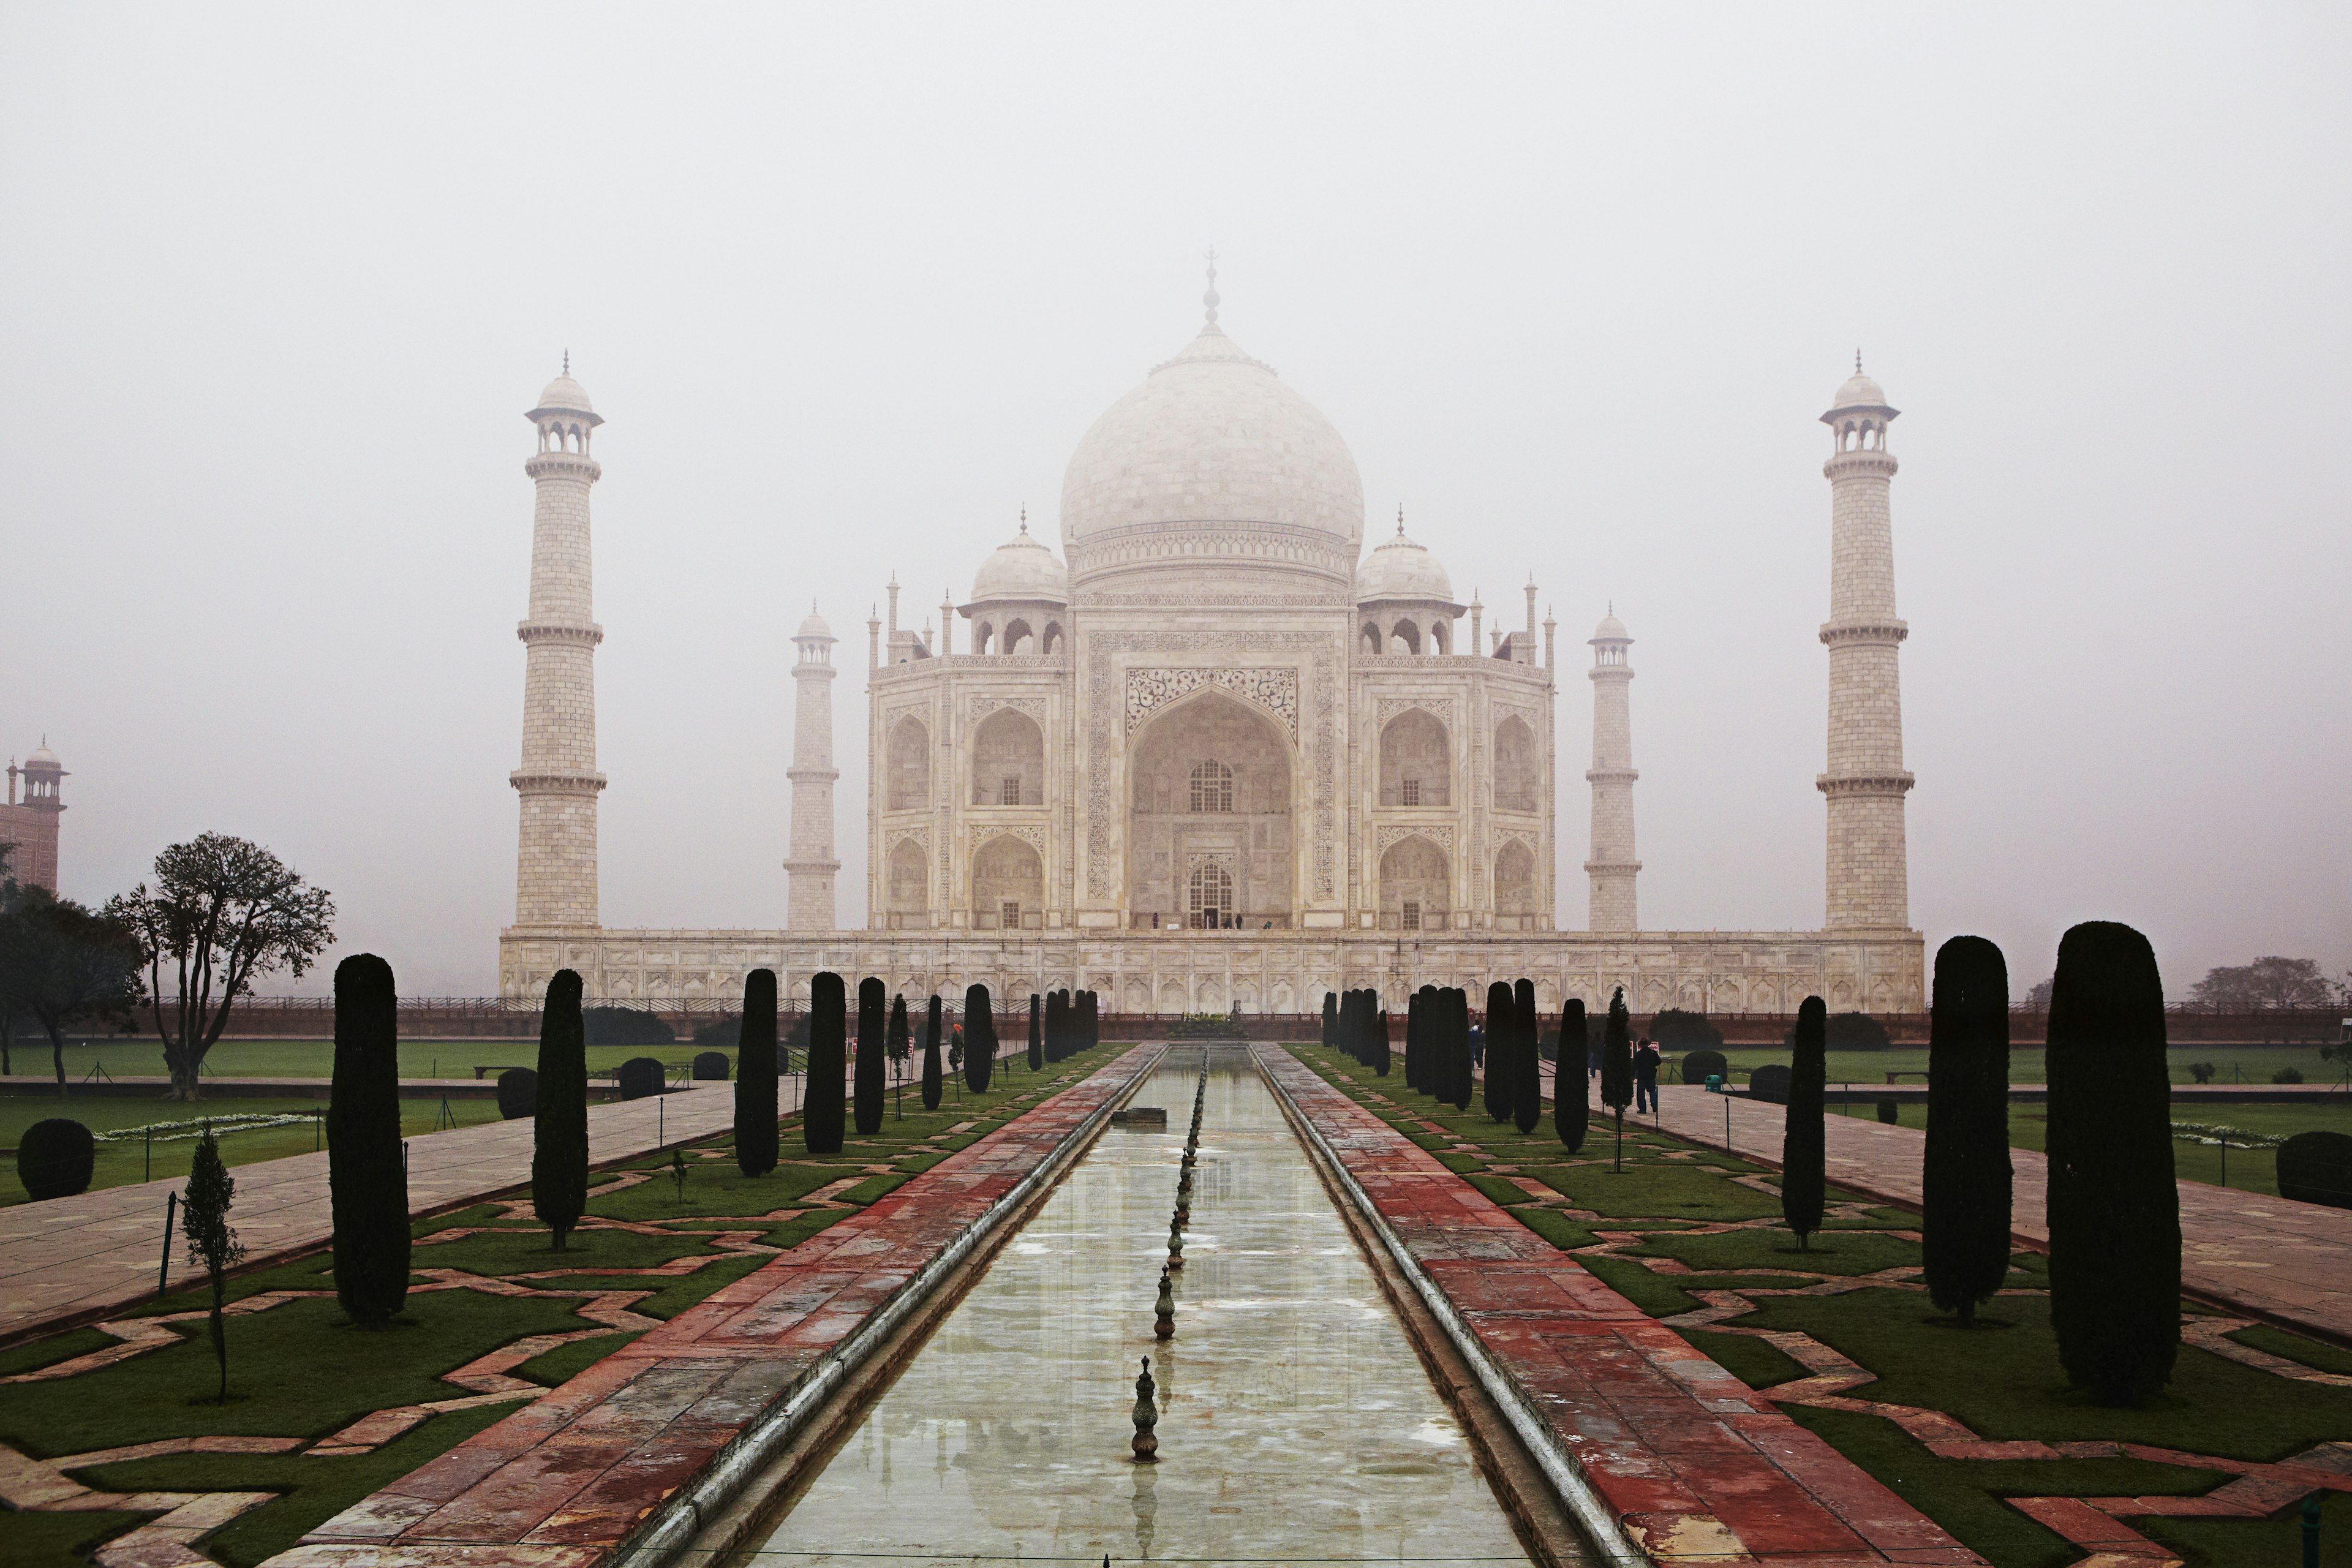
[3,6,2345,1000]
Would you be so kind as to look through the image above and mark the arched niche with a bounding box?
[1362,622,1383,656]
[1493,714,1539,812]
[1379,708,1450,807]
[1494,839,1538,928]
[971,834,1043,930]
[1041,621,1065,655]
[1002,618,1035,654]
[886,716,929,810]
[1378,833,1450,931]
[1126,690,1293,929]
[886,838,929,924]
[971,707,1045,806]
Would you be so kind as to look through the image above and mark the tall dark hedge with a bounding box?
[805,972,846,1153]
[1375,1009,1392,1077]
[888,994,911,1112]
[1044,990,1065,1065]
[331,952,409,1321]
[1513,979,1541,1134]
[2277,1131,2352,1208]
[734,968,779,1177]
[1447,987,1473,1111]
[1600,988,1634,1113]
[532,968,589,1254]
[495,1068,537,1121]
[1924,937,2011,1324]
[1083,990,1098,1050]
[1555,1000,1589,1152]
[1028,995,1043,1071]
[2047,921,2179,1404]
[855,977,886,1135]
[1782,995,1827,1248]
[965,984,996,1091]
[1322,992,1337,1049]
[1402,990,1420,1091]
[921,993,943,1110]
[1483,982,1513,1121]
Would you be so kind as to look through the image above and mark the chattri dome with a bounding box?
[1355,521,1454,603]
[1829,369,1889,411]
[1059,310,1363,586]
[794,605,834,641]
[533,371,597,419]
[970,521,1069,603]
[1592,612,1629,642]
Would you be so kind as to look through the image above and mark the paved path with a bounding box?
[1649,1083,2352,1344]
[1261,1049,1981,1566]
[0,1080,797,1344]
[270,1047,1160,1568]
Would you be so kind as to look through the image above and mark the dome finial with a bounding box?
[562,349,570,377]
[1396,505,1405,536]
[1855,348,1863,374]
[1019,504,1027,535]
[1202,245,1220,330]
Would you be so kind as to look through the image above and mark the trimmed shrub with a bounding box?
[495,1068,537,1121]
[921,994,943,1111]
[1444,987,1471,1112]
[1679,1049,1728,1087]
[1028,995,1043,1072]
[1484,982,1515,1122]
[1555,1000,1589,1153]
[330,952,409,1322]
[1045,990,1066,1066]
[1322,992,1337,1049]
[1781,997,1827,1247]
[1825,1011,1891,1051]
[2047,920,2179,1404]
[17,1117,94,1200]
[735,970,778,1177]
[2277,1131,2352,1209]
[1748,1063,1792,1104]
[805,973,846,1154]
[1376,1009,1392,1077]
[1513,979,1540,1134]
[692,1014,739,1046]
[855,978,886,1135]
[1877,1098,1901,1125]
[691,1051,729,1081]
[2274,1066,2305,1085]
[2188,1061,2215,1084]
[1650,1008,1723,1051]
[533,969,589,1251]
[617,1057,665,1099]
[1082,990,1098,1050]
[1924,935,2013,1327]
[965,984,997,1092]
[583,1006,673,1046]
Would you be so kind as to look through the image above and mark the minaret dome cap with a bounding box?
[795,605,835,641]
[969,521,1070,603]
[1591,612,1629,642]
[530,369,603,425]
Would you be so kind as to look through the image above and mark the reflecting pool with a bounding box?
[746,1053,1547,1566]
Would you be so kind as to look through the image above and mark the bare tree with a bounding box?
[108,833,335,1100]
[0,889,144,1093]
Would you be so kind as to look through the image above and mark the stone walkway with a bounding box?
[0,1080,795,1344]
[1261,1047,1983,1567]
[267,1047,1159,1568]
[1646,1083,2352,1344]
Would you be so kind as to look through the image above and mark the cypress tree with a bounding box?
[1483,982,1513,1121]
[921,993,943,1111]
[2047,921,2178,1404]
[1513,979,1541,1134]
[1044,990,1064,1064]
[888,993,911,1114]
[1448,987,1473,1112]
[182,1124,244,1401]
[331,952,410,1320]
[1555,999,1589,1152]
[1600,987,1634,1171]
[1402,990,1420,1091]
[1924,935,2011,1326]
[805,972,846,1153]
[1782,995,1828,1247]
[531,968,588,1252]
[856,977,886,1135]
[734,969,779,1176]
[1375,1008,1392,1076]
[965,984,996,1092]
[1028,994,1044,1072]
[1083,990,1098,1050]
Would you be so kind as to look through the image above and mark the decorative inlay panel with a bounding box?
[1375,824,1455,856]
[1124,667,1299,741]
[1375,695,1456,730]
[968,694,1049,725]
[974,824,1050,860]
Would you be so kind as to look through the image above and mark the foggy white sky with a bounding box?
[3,6,2346,1001]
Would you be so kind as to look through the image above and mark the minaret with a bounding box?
[1585,609,1639,930]
[786,604,841,930]
[4,741,68,894]
[511,360,606,929]
[1818,356,1914,929]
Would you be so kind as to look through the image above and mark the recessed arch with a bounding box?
[886,716,929,810]
[1378,832,1449,931]
[886,837,929,923]
[1127,688,1293,929]
[1389,619,1422,655]
[971,832,1043,930]
[1379,708,1450,807]
[1494,838,1537,928]
[1493,714,1539,812]
[1362,621,1383,656]
[972,707,1044,806]
[1002,617,1035,654]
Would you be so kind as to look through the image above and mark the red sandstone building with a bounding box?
[1,743,66,893]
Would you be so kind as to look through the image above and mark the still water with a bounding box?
[745,1053,1546,1567]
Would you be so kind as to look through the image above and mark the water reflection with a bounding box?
[747,1057,1544,1566]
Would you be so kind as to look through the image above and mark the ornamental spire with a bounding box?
[1202,246,1220,331]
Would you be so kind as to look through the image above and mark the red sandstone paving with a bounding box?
[1260,1047,1988,1567]
[262,1048,1159,1568]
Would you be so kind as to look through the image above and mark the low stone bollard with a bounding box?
[1131,1356,1159,1460]
[1166,1215,1184,1268]
[1154,1267,1175,1340]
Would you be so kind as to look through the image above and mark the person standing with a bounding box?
[1469,1020,1485,1071]
[1634,1037,1661,1115]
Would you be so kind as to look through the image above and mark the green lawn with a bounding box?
[2,1093,508,1207]
[2,1036,743,1084]
[0,1050,1117,1568]
[1684,1042,2345,1088]
[1292,1043,2352,1568]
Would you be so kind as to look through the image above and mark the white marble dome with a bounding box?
[1059,324,1363,562]
[1829,370,1888,410]
[1355,523,1453,603]
[794,605,834,641]
[970,522,1069,603]
[1592,612,1629,642]
[535,372,595,416]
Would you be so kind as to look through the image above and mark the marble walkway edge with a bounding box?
[262,1046,1163,1568]
[1256,1046,1987,1568]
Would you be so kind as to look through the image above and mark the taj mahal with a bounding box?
[496,268,1924,1017]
